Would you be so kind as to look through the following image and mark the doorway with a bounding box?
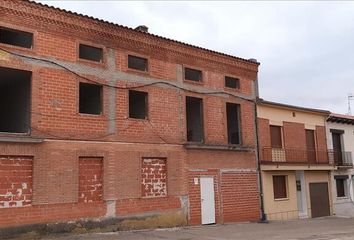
[200,177,216,224]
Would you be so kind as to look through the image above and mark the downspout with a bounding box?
[252,67,267,222]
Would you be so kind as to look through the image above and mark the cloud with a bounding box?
[36,1,354,114]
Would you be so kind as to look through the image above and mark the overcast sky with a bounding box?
[36,1,354,114]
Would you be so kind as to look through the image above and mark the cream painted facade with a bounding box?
[262,170,333,220]
[258,101,333,221]
[257,104,326,128]
[304,171,333,218]
[326,120,354,217]
[262,171,298,220]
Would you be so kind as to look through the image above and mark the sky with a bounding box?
[36,1,354,114]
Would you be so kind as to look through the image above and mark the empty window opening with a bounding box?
[79,44,103,62]
[128,55,148,71]
[79,83,102,115]
[0,27,33,49]
[0,67,31,133]
[273,175,288,199]
[186,96,204,142]
[184,67,202,82]
[225,76,240,89]
[129,90,148,119]
[226,102,241,144]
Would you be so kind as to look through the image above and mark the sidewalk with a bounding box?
[35,217,354,240]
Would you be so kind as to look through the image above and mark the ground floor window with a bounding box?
[273,175,288,199]
[335,177,347,198]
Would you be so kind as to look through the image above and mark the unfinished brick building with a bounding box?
[0,0,260,231]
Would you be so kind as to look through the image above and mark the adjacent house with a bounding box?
[0,0,261,229]
[326,113,354,217]
[257,99,335,220]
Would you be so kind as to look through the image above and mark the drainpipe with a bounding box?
[251,65,267,222]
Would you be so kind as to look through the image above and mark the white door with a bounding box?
[200,177,216,224]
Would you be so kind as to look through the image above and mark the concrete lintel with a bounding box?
[0,136,43,143]
[189,169,209,172]
[10,52,255,101]
[260,164,336,171]
[220,168,257,173]
[184,144,255,152]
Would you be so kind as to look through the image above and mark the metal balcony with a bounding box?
[261,147,333,165]
[328,150,353,167]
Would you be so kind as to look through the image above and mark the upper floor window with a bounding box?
[0,66,31,133]
[128,55,148,72]
[225,76,240,89]
[226,102,241,144]
[186,96,204,142]
[270,125,282,148]
[0,27,33,49]
[79,44,103,62]
[129,90,148,119]
[184,67,202,82]
[79,82,103,115]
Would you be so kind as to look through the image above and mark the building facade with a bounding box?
[0,0,260,230]
[257,99,335,220]
[326,114,354,217]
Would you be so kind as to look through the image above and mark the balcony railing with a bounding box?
[328,149,353,167]
[261,147,332,165]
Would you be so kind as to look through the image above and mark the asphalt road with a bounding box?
[20,217,354,240]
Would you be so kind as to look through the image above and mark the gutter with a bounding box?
[254,76,267,222]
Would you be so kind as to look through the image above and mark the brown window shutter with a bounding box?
[270,125,282,148]
[273,175,287,199]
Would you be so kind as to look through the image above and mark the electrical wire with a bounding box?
[0,47,255,102]
[0,46,253,144]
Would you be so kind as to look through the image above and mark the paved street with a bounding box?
[36,217,354,240]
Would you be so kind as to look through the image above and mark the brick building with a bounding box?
[326,114,354,217]
[257,99,335,220]
[0,0,260,230]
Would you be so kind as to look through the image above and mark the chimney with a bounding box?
[135,25,148,33]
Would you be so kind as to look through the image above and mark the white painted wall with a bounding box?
[326,121,354,217]
[326,121,354,159]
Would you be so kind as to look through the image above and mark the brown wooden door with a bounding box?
[306,130,316,163]
[332,133,343,165]
[309,182,330,218]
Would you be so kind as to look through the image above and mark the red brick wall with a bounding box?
[141,158,167,198]
[188,170,260,225]
[0,202,106,227]
[257,118,270,160]
[315,125,329,163]
[0,156,33,208]
[257,118,329,163]
[0,0,259,228]
[283,122,306,150]
[188,170,220,225]
[116,196,181,216]
[315,125,327,151]
[78,157,103,203]
[0,0,257,145]
[187,150,256,169]
[221,172,260,222]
